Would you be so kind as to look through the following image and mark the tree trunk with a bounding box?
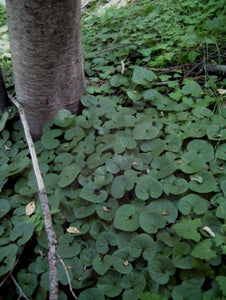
[0,66,9,114]
[5,0,86,139]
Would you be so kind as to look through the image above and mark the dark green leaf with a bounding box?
[187,139,214,162]
[73,199,96,219]
[129,233,157,260]
[150,155,177,179]
[135,175,162,200]
[0,199,10,218]
[41,129,62,149]
[111,175,134,199]
[57,234,81,258]
[161,175,188,195]
[114,205,140,231]
[148,255,176,284]
[172,278,204,300]
[97,270,123,297]
[216,144,226,160]
[216,276,226,296]
[96,198,119,221]
[178,194,208,215]
[121,272,146,294]
[80,183,108,203]
[132,66,156,84]
[182,80,202,98]
[0,244,18,276]
[92,254,112,275]
[133,121,162,140]
[112,248,133,274]
[17,270,38,297]
[81,94,98,107]
[53,109,74,127]
[79,288,105,300]
[96,231,118,254]
[179,152,205,174]
[58,163,81,188]
[110,75,128,87]
[173,218,202,242]
[191,239,217,260]
[189,170,217,193]
[10,222,34,246]
[172,242,193,269]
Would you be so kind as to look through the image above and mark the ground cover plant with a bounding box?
[0,0,226,299]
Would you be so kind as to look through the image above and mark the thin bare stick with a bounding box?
[10,275,29,300]
[0,257,19,288]
[10,97,58,300]
[57,253,78,300]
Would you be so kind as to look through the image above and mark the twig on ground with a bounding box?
[10,275,29,300]
[57,253,78,300]
[10,97,58,300]
[0,257,19,288]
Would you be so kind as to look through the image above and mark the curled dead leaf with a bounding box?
[26,201,36,216]
[67,226,80,234]
[217,89,226,95]
[103,206,111,213]
[123,260,129,266]
[202,226,215,237]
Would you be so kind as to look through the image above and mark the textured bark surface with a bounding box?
[0,66,9,114]
[6,0,86,138]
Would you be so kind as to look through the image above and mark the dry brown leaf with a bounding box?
[26,201,36,216]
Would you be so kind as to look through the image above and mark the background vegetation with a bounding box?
[0,0,225,299]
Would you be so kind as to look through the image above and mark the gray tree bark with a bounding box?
[0,66,9,114]
[5,0,86,139]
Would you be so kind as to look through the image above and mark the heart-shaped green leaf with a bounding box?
[135,175,162,200]
[133,121,162,140]
[148,255,176,284]
[179,152,205,174]
[216,143,226,160]
[172,242,193,269]
[81,94,98,107]
[132,66,156,84]
[41,129,62,149]
[10,222,34,246]
[80,183,108,203]
[182,79,202,97]
[17,270,38,297]
[0,199,10,218]
[96,231,118,254]
[58,163,81,188]
[53,109,74,127]
[173,218,202,242]
[150,156,177,179]
[0,244,18,276]
[178,194,208,215]
[187,139,214,162]
[57,234,81,258]
[113,205,140,231]
[96,198,119,221]
[73,199,96,219]
[112,249,133,274]
[172,278,204,300]
[191,239,217,260]
[111,175,134,199]
[97,270,123,297]
[92,254,112,275]
[189,170,217,193]
[129,233,157,260]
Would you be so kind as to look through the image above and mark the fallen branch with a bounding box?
[10,275,29,300]
[57,254,78,300]
[10,97,58,300]
[206,64,226,75]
